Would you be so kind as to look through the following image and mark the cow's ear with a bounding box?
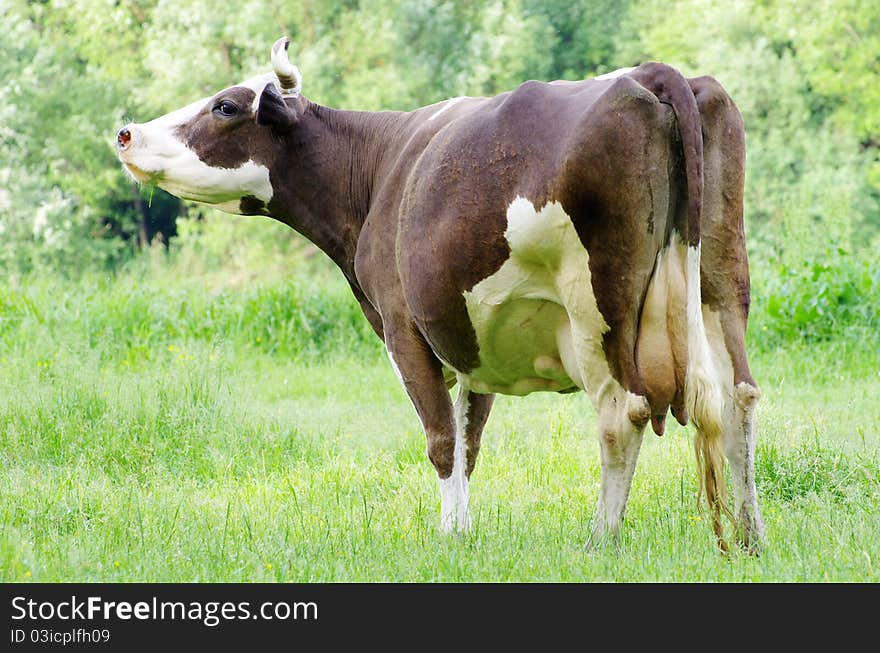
[256,83,298,129]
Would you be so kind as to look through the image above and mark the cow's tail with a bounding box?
[631,63,731,551]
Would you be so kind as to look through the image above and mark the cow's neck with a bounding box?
[268,100,410,285]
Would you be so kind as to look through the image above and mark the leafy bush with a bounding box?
[749,248,880,349]
[0,262,382,364]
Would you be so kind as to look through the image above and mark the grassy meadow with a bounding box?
[1,234,878,583]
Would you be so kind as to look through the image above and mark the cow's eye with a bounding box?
[213,100,239,117]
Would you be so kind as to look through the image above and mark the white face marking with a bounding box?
[428,96,467,122]
[118,97,204,186]
[150,157,273,208]
[118,76,277,213]
[594,67,635,81]
[439,384,471,533]
[460,196,615,399]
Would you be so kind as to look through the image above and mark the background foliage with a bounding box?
[1,0,879,344]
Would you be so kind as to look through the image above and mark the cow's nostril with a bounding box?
[117,127,132,149]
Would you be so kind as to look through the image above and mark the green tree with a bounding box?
[2,0,878,275]
[618,0,879,262]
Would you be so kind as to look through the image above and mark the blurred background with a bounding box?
[1,0,878,346]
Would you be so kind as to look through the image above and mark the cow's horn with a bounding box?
[271,37,302,97]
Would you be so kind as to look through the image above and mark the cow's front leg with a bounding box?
[458,387,494,479]
[439,386,472,532]
[440,385,495,532]
[385,327,470,533]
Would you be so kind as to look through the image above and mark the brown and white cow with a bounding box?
[117,38,764,551]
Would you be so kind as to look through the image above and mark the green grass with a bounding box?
[1,261,878,582]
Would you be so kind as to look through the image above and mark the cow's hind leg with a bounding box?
[561,314,651,547]
[710,311,764,551]
[692,74,764,551]
[702,308,765,551]
[729,379,764,551]
[587,382,650,547]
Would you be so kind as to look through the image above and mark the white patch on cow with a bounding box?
[428,97,466,122]
[152,155,272,209]
[686,246,704,335]
[460,196,614,401]
[594,67,635,81]
[731,380,764,546]
[118,98,205,187]
[439,385,471,533]
[147,97,206,131]
[702,306,734,409]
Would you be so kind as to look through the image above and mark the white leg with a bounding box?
[588,390,649,546]
[703,309,765,551]
[725,382,765,550]
[439,384,471,533]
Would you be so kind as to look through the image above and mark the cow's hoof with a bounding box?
[440,511,471,536]
[735,508,765,555]
[585,526,620,553]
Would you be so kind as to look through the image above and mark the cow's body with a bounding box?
[117,39,764,550]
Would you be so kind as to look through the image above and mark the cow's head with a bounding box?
[116,38,301,215]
